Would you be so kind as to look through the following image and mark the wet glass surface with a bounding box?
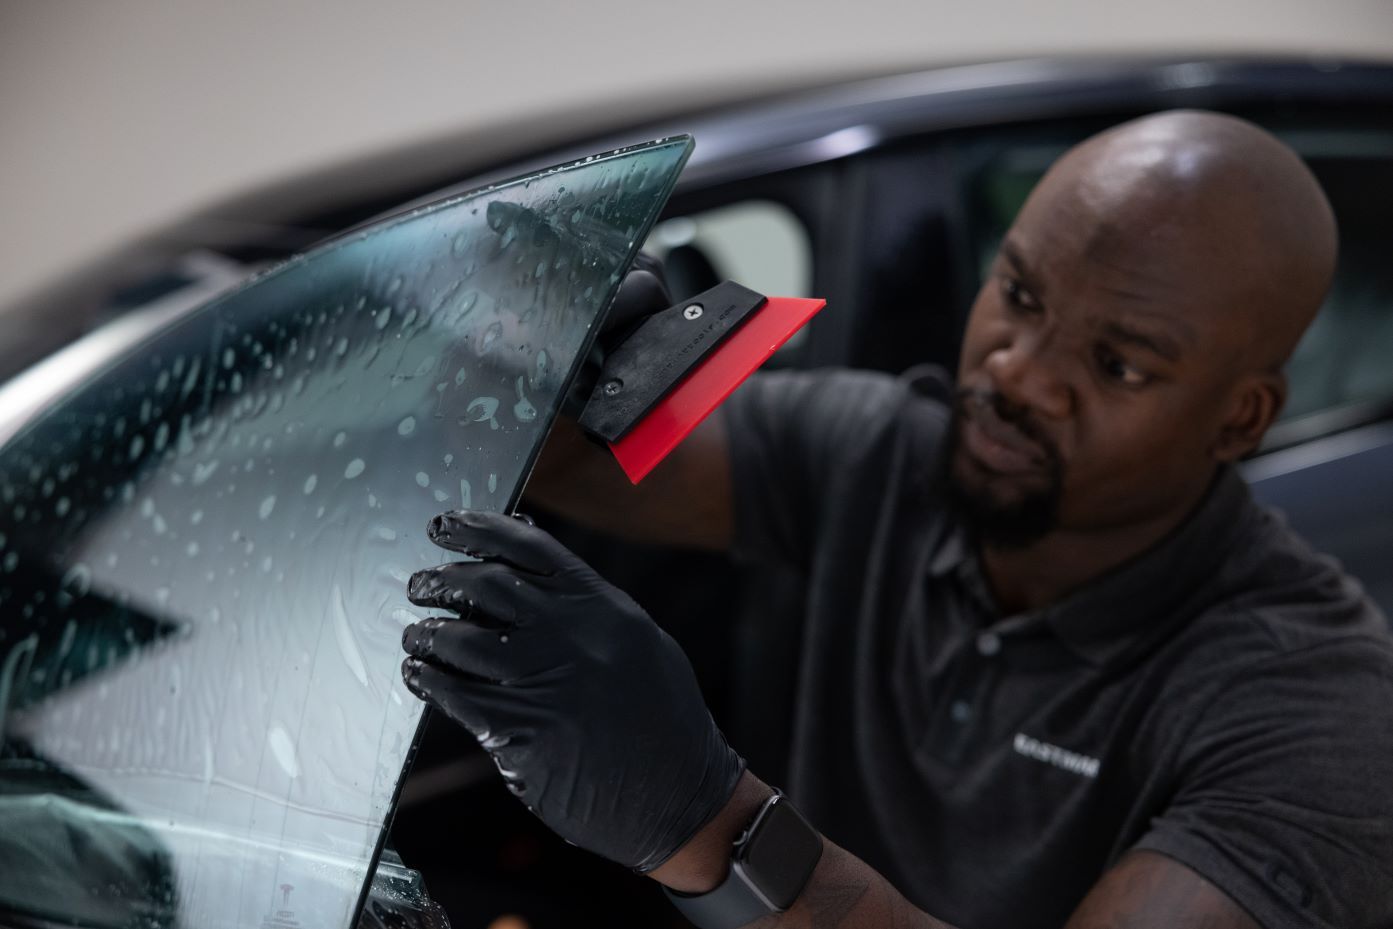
[0,137,691,929]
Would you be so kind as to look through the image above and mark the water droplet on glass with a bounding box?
[186,541,200,557]
[386,275,404,296]
[54,496,70,517]
[433,489,449,503]
[267,725,301,779]
[479,322,504,355]
[513,375,537,423]
[192,461,219,485]
[457,291,479,318]
[459,479,472,509]
[415,471,430,488]
[222,348,236,369]
[374,307,392,330]
[335,336,350,357]
[397,416,417,437]
[488,473,498,493]
[129,434,145,460]
[303,474,317,494]
[152,514,168,535]
[60,563,92,599]
[259,495,276,519]
[462,395,500,430]
[533,349,551,389]
[190,509,204,525]
[333,431,348,448]
[344,458,366,479]
[454,367,468,387]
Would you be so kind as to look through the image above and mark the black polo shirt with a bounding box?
[724,368,1393,929]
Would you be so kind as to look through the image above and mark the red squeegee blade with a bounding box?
[608,296,826,484]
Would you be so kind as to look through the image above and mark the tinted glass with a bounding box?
[0,137,691,929]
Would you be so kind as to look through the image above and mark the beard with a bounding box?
[946,387,1064,549]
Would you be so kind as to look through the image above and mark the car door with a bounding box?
[0,136,692,929]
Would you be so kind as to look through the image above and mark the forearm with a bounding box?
[754,839,956,929]
[651,771,958,929]
[524,416,636,525]
[523,413,733,550]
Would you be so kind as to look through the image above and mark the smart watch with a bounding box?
[663,791,823,929]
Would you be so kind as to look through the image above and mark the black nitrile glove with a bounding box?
[562,252,672,419]
[400,509,746,872]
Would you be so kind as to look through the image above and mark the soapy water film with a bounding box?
[0,138,691,929]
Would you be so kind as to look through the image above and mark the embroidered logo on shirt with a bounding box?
[1013,733,1100,779]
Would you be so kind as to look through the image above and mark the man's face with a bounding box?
[950,167,1254,547]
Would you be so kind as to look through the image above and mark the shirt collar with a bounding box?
[927,467,1258,667]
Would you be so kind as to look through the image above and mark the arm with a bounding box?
[399,514,1262,929]
[521,253,735,551]
[523,411,733,551]
[652,771,1259,929]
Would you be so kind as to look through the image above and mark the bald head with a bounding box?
[1028,110,1337,372]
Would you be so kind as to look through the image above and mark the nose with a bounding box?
[982,332,1075,420]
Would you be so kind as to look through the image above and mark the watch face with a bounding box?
[735,798,823,910]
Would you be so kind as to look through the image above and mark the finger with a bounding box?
[402,617,532,683]
[401,657,496,737]
[426,509,576,575]
[407,560,545,624]
[607,255,672,332]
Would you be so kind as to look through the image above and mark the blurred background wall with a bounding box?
[3,0,1393,318]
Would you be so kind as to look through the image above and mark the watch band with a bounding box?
[663,791,821,929]
[664,861,778,929]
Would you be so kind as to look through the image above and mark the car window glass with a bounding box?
[647,200,813,353]
[0,137,691,929]
[960,124,1393,438]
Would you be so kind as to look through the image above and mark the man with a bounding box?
[399,111,1393,927]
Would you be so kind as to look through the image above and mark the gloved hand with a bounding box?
[603,251,672,339]
[561,252,672,419]
[400,509,746,873]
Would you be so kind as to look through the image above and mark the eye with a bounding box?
[999,276,1040,313]
[1096,347,1150,387]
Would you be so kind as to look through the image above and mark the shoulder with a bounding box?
[726,365,952,446]
[1203,503,1388,658]
[1134,525,1393,926]
[1152,505,1393,727]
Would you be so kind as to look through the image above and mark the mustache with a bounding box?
[952,387,1061,466]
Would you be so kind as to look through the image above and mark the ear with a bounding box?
[1212,372,1287,462]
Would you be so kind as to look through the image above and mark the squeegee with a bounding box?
[577,280,825,483]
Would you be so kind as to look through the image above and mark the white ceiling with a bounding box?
[3,0,1392,317]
